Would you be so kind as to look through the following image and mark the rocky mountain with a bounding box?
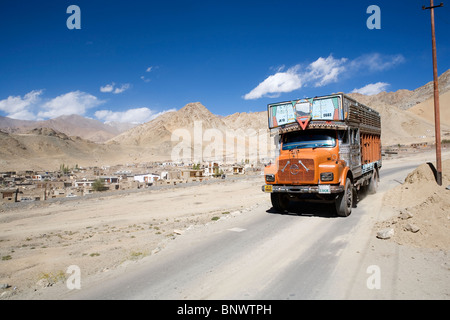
[107,102,234,162]
[399,69,450,110]
[0,114,136,143]
[222,111,267,132]
[110,102,227,145]
[349,69,450,110]
[408,90,450,127]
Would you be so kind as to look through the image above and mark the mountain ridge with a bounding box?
[1,69,449,171]
[0,114,136,143]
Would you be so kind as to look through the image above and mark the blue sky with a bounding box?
[0,0,449,123]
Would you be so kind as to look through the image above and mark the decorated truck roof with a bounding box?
[267,93,381,135]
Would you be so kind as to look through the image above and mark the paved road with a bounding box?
[63,160,426,300]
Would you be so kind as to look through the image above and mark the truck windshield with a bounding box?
[282,130,336,150]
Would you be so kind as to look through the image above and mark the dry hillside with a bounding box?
[222,111,267,131]
[110,102,229,146]
[0,129,123,171]
[408,90,450,127]
[350,69,450,110]
[0,114,132,143]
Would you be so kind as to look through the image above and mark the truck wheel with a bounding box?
[367,169,379,194]
[335,178,353,217]
[271,193,289,212]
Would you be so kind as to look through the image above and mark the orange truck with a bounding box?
[262,93,381,217]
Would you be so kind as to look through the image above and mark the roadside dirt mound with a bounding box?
[379,160,450,250]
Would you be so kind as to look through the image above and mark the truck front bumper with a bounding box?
[262,184,344,194]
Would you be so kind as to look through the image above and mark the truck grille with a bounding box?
[277,158,315,184]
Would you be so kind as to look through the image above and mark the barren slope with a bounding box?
[407,90,450,127]
[0,129,123,171]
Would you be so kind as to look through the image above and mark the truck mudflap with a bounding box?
[262,184,344,194]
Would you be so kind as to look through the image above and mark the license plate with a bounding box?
[318,184,331,194]
[264,185,273,193]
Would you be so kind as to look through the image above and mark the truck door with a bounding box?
[350,128,362,177]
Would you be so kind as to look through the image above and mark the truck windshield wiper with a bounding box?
[312,143,333,150]
[284,144,311,150]
[284,142,333,150]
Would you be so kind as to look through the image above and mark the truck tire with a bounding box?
[367,168,379,194]
[271,193,289,212]
[335,178,353,217]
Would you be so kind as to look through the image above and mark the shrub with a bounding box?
[92,179,106,192]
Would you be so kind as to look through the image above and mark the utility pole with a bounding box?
[422,0,444,186]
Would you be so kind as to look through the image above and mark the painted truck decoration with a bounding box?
[262,93,382,217]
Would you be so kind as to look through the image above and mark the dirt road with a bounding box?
[0,149,449,299]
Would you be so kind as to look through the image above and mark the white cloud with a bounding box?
[95,107,176,124]
[100,83,114,93]
[0,90,43,120]
[243,65,302,100]
[244,55,346,100]
[100,82,131,94]
[6,109,37,121]
[306,55,347,87]
[37,91,104,119]
[141,66,159,82]
[351,82,390,95]
[350,53,405,72]
[243,53,405,100]
[113,84,130,94]
[269,65,286,73]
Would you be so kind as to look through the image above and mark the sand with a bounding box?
[377,159,450,251]
[0,175,267,298]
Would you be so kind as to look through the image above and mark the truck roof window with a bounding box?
[282,129,336,150]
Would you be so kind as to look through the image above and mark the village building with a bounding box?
[160,171,181,180]
[0,160,260,203]
[0,188,19,203]
[133,173,160,185]
[204,162,221,177]
[181,169,205,182]
[232,165,245,175]
[74,179,95,188]
[100,176,120,184]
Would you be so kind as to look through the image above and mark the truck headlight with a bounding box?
[265,174,275,182]
[320,172,334,182]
